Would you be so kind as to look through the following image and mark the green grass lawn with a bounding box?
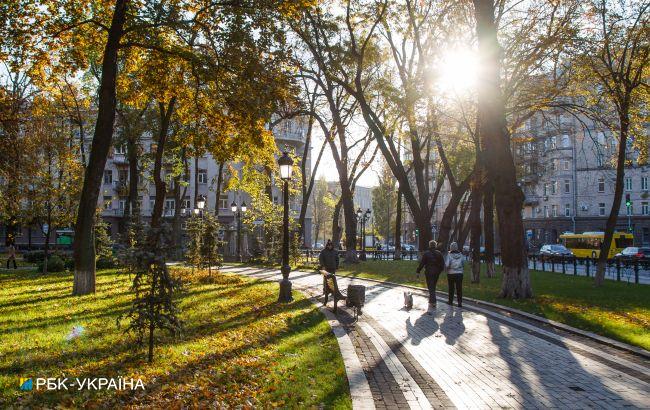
[0,267,351,408]
[332,260,650,351]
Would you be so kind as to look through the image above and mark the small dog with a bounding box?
[403,291,413,310]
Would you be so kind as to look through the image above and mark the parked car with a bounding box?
[539,244,573,259]
[313,242,324,250]
[402,244,416,252]
[615,246,650,260]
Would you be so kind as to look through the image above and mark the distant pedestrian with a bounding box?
[445,242,464,307]
[6,243,17,269]
[416,240,445,313]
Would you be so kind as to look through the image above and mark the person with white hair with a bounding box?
[445,241,464,307]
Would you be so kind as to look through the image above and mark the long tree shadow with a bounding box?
[5,296,342,408]
[486,316,639,408]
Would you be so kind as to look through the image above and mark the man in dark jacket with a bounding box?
[416,240,445,312]
[319,239,339,273]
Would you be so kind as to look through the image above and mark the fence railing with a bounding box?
[300,249,648,285]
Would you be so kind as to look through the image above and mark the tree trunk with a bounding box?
[126,135,139,216]
[595,112,629,286]
[42,221,51,274]
[150,98,176,231]
[437,184,470,251]
[474,0,531,298]
[483,181,495,278]
[73,0,128,296]
[469,175,483,283]
[341,184,358,262]
[393,187,402,260]
[331,198,343,250]
[214,162,225,218]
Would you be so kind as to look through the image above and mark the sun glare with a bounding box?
[436,48,478,95]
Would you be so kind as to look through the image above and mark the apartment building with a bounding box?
[6,117,313,255]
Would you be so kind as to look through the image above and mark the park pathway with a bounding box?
[221,266,650,410]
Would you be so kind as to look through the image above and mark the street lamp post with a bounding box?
[357,207,371,261]
[278,152,294,303]
[231,200,247,262]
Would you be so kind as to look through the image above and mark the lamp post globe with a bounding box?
[197,195,206,210]
[278,151,294,302]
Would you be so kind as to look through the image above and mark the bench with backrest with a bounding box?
[320,270,346,313]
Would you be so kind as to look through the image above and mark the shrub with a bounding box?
[23,251,45,263]
[38,255,65,272]
[96,256,118,270]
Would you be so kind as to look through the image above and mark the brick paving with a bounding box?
[223,266,650,409]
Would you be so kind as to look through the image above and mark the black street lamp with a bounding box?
[231,200,247,262]
[357,207,371,261]
[278,151,294,302]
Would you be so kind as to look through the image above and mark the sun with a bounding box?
[435,48,478,95]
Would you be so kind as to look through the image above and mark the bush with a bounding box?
[96,256,118,270]
[64,257,75,271]
[38,255,66,272]
[23,251,45,263]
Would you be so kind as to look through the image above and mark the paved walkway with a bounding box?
[222,266,650,409]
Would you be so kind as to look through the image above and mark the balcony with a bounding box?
[112,153,129,165]
[112,181,129,196]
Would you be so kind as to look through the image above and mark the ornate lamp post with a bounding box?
[196,194,206,215]
[357,207,371,261]
[231,200,247,262]
[278,152,294,302]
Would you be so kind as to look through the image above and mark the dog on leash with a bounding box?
[403,291,413,310]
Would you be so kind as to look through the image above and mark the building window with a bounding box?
[552,204,557,217]
[599,203,606,216]
[149,196,156,210]
[563,160,570,171]
[562,135,570,148]
[598,177,605,193]
[119,198,127,211]
[543,183,548,196]
[625,177,632,191]
[642,202,649,216]
[182,197,191,210]
[564,179,571,194]
[103,170,113,184]
[550,161,556,171]
[642,177,648,191]
[543,205,548,218]
[164,199,175,216]
[549,136,557,149]
[219,194,229,209]
[103,195,113,210]
[118,169,128,183]
[198,169,208,184]
[565,203,571,217]
[551,181,557,195]
[114,144,126,155]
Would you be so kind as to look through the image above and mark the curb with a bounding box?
[336,273,650,361]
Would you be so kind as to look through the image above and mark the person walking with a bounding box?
[416,240,445,313]
[6,243,17,269]
[445,242,464,307]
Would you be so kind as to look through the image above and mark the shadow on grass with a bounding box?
[6,293,347,408]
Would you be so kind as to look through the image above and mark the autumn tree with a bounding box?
[572,1,649,286]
